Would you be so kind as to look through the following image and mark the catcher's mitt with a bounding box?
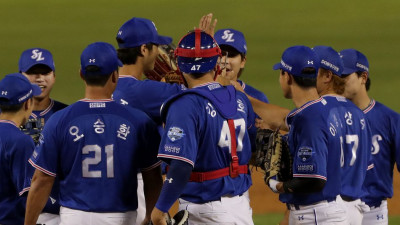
[148,210,188,225]
[144,44,185,85]
[255,128,292,184]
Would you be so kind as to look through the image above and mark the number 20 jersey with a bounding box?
[29,99,161,212]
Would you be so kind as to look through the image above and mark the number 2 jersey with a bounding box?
[29,99,161,212]
[362,99,400,206]
[158,82,256,203]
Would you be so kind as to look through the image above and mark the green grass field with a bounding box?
[1,0,400,112]
[1,1,400,223]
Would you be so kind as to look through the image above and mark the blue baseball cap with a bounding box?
[116,17,172,48]
[19,48,55,73]
[0,73,41,105]
[339,49,369,75]
[312,46,344,76]
[214,28,247,54]
[80,42,123,76]
[273,45,320,78]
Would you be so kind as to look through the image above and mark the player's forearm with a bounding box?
[248,96,290,131]
[25,170,55,225]
[142,165,163,221]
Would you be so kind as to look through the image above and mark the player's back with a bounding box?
[0,120,33,225]
[362,100,400,205]
[112,76,183,125]
[31,99,160,212]
[324,95,371,199]
[159,83,255,203]
[282,97,342,205]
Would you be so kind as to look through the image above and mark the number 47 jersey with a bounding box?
[29,99,161,212]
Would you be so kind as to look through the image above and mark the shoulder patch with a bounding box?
[297,146,313,162]
[167,127,185,142]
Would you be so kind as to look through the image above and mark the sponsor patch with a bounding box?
[164,144,181,154]
[89,102,106,108]
[167,127,185,142]
[296,163,316,173]
[297,146,313,162]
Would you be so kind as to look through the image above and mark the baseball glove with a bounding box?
[255,128,292,184]
[144,44,185,85]
[148,210,188,225]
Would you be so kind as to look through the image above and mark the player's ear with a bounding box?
[240,55,247,69]
[360,71,368,84]
[140,44,147,55]
[79,69,85,81]
[111,70,118,83]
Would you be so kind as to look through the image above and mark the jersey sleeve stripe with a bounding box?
[28,159,57,177]
[19,187,30,196]
[141,160,162,172]
[293,174,327,180]
[157,154,194,167]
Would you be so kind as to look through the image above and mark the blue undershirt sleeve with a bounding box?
[155,159,192,212]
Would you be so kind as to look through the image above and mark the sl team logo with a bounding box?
[167,126,185,142]
[221,30,235,42]
[31,49,45,61]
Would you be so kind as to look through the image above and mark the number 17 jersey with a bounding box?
[29,99,161,212]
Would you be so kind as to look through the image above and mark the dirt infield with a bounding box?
[249,169,400,215]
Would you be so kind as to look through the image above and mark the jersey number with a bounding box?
[82,144,114,178]
[340,135,359,167]
[218,118,245,152]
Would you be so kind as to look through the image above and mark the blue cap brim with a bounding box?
[31,84,42,96]
[118,60,123,67]
[156,35,172,45]
[342,67,356,75]
[273,63,281,70]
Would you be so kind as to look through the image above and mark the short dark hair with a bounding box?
[356,71,371,91]
[116,38,155,65]
[291,67,317,88]
[0,102,24,113]
[82,65,113,86]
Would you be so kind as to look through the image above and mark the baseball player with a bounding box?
[24,42,163,225]
[340,48,400,225]
[113,17,185,224]
[151,29,256,225]
[313,46,372,225]
[269,45,348,224]
[214,28,269,104]
[0,73,41,225]
[18,47,67,225]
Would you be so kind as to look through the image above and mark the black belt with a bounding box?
[286,197,336,210]
[340,195,357,202]
[366,198,387,208]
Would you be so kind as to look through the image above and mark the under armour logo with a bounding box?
[298,215,304,220]
[118,31,122,35]
[89,59,95,63]
[1,91,7,95]
[31,49,45,61]
[165,177,173,183]
[307,60,313,65]
[120,99,128,105]
[377,215,384,220]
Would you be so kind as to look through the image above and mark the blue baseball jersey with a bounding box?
[279,97,343,205]
[21,99,68,144]
[29,99,161,212]
[322,95,371,199]
[0,120,35,225]
[362,100,400,205]
[238,80,269,103]
[158,82,256,203]
[112,75,184,125]
[21,99,67,214]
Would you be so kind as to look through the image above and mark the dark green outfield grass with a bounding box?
[1,0,400,112]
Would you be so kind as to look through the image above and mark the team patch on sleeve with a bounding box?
[163,144,181,154]
[167,126,185,142]
[297,146,313,162]
[296,163,316,173]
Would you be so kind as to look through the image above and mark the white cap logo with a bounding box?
[31,49,45,62]
[222,30,235,42]
[89,59,96,63]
